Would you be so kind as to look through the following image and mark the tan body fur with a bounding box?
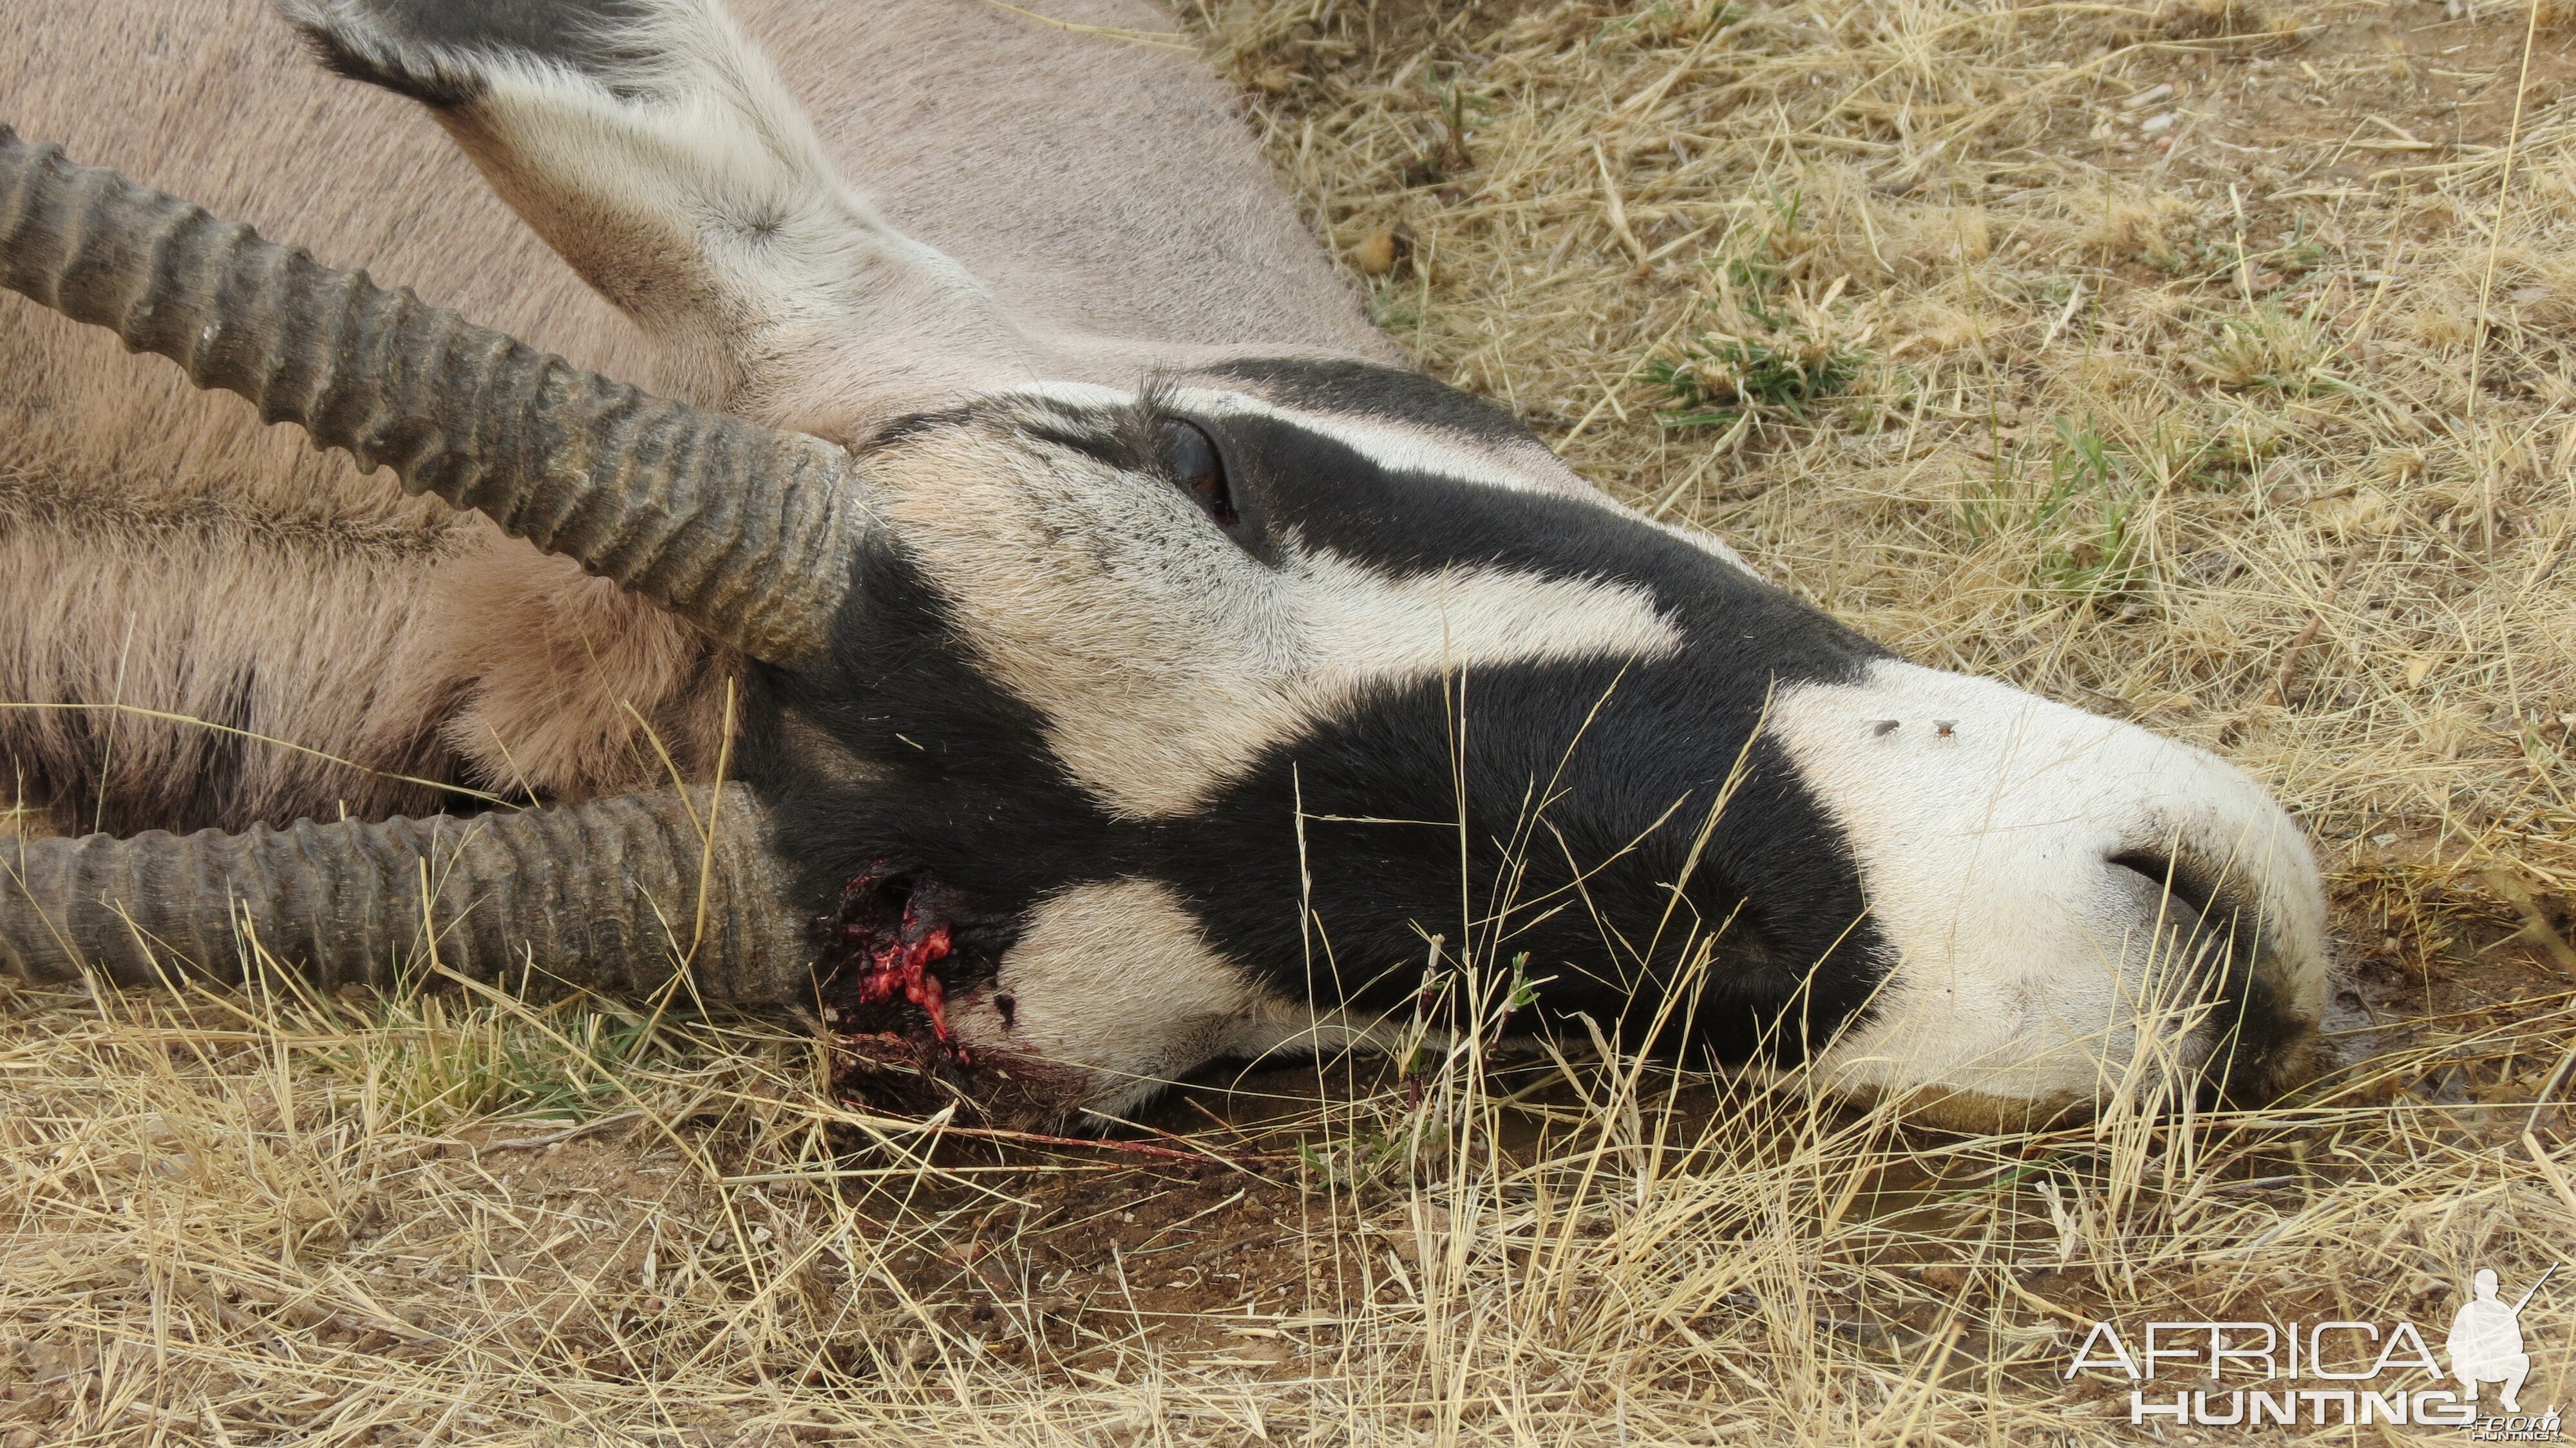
[1,0,1379,835]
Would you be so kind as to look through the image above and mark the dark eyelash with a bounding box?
[1121,382,1193,481]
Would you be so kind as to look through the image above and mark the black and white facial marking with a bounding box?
[258,0,2328,1125]
[1770,665,2328,1119]
[742,358,2326,1124]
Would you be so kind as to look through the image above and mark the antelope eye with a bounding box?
[1159,418,1236,528]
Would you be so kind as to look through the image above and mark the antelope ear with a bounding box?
[278,0,1029,411]
[0,124,864,664]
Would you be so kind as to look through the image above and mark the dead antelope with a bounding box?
[0,0,2328,1125]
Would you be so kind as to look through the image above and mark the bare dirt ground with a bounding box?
[7,0,2576,1444]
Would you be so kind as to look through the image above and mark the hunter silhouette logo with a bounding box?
[2066,1258,2563,1434]
[2451,1266,2551,1414]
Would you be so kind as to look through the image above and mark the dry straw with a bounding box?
[6,0,2576,1442]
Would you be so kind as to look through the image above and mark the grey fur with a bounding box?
[0,0,1366,830]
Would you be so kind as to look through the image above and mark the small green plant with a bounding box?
[2037,502,2143,603]
[1719,188,1807,298]
[2193,302,2347,395]
[1298,1125,1411,1193]
[1959,417,2153,609]
[1647,332,1859,426]
[1502,952,1544,1014]
[315,987,705,1132]
[1649,191,1866,428]
[2277,216,2335,278]
[1410,70,1493,182]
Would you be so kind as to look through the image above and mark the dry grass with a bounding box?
[10,0,2576,1442]
[1224,0,2576,904]
[1,958,2569,1445]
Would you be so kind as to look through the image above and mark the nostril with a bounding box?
[2106,848,2299,1105]
[2107,851,2217,924]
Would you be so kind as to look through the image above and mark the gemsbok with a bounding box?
[0,0,2329,1125]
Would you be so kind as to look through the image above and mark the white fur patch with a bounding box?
[1765,659,2328,1108]
[941,876,1354,1117]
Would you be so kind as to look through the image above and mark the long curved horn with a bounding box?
[0,125,863,666]
[0,788,811,1005]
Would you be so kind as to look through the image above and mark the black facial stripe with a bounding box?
[1161,385,1893,1057]
[860,405,987,453]
[1152,657,1891,1065]
[1021,424,1130,470]
[744,537,1126,989]
[1211,408,1888,664]
[753,368,1899,1070]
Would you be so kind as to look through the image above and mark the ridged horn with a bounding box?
[0,124,864,665]
[0,787,811,1005]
